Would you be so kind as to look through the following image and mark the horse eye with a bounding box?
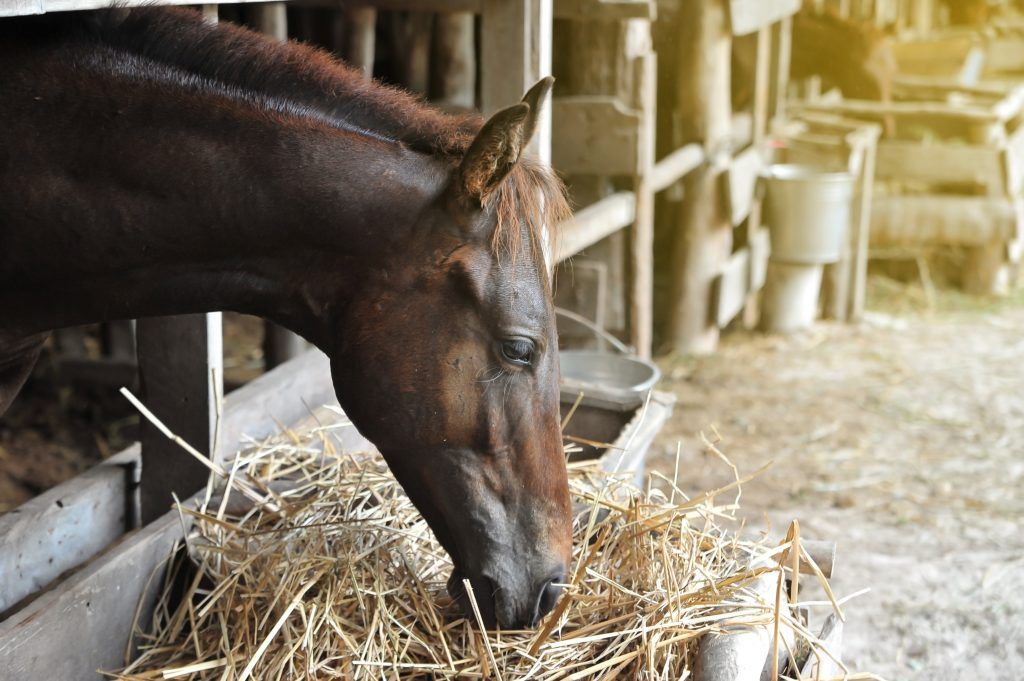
[500,338,535,366]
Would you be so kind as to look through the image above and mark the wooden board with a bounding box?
[874,140,1006,195]
[726,145,763,227]
[728,0,799,36]
[871,194,1019,246]
[556,192,637,261]
[712,247,751,328]
[552,97,642,176]
[554,0,653,20]
[650,144,705,193]
[0,447,139,615]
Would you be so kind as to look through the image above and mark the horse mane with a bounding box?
[84,7,570,262]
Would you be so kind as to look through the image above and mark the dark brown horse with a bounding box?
[732,9,897,113]
[0,8,572,630]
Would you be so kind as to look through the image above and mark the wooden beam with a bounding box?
[136,314,223,525]
[667,0,733,354]
[0,447,140,614]
[553,0,654,21]
[340,7,377,80]
[649,144,705,193]
[556,192,637,261]
[629,51,656,358]
[551,97,642,176]
[728,0,800,36]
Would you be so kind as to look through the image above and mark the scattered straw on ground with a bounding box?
[107,418,853,680]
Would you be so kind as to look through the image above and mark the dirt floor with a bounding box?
[648,278,1024,681]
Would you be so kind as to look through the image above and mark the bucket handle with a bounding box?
[554,307,632,355]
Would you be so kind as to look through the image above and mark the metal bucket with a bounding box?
[762,164,856,265]
[555,308,660,409]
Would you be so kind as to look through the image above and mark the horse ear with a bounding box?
[457,103,530,201]
[519,76,554,151]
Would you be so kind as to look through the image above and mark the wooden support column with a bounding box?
[250,3,287,41]
[433,12,477,109]
[136,314,223,524]
[666,0,732,354]
[630,50,656,358]
[392,12,433,95]
[200,4,218,23]
[482,0,552,162]
[336,8,377,80]
[770,15,793,124]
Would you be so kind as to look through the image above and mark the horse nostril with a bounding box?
[532,576,565,626]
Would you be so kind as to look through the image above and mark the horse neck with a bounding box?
[0,51,446,347]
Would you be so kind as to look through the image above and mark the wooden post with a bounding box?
[770,15,793,124]
[200,4,218,23]
[136,314,223,524]
[335,8,376,80]
[630,51,656,358]
[391,12,433,95]
[433,12,477,109]
[666,0,733,354]
[481,0,553,163]
[250,3,287,41]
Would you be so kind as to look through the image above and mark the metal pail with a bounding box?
[762,164,856,265]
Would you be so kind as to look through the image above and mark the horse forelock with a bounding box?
[485,159,569,277]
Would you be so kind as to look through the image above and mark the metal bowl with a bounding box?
[559,350,661,407]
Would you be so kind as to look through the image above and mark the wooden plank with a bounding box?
[749,226,771,291]
[433,12,477,109]
[553,0,653,20]
[556,192,637,261]
[600,391,675,488]
[726,146,763,226]
[712,248,751,328]
[0,0,282,17]
[339,7,377,80]
[873,140,1006,195]
[871,194,1018,246]
[649,144,705,193]
[551,97,642,176]
[629,51,656,359]
[794,98,1013,124]
[481,0,552,162]
[136,314,223,525]
[324,0,481,11]
[0,350,348,680]
[728,0,799,36]
[0,447,139,615]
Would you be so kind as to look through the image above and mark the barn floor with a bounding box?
[649,277,1024,681]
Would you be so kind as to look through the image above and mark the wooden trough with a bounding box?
[0,349,675,680]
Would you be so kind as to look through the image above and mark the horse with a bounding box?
[0,7,573,630]
[732,9,897,119]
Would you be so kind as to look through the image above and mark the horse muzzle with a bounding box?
[448,562,567,629]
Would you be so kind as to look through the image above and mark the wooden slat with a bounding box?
[728,0,799,36]
[551,97,642,176]
[556,192,637,261]
[322,0,481,11]
[873,140,1006,195]
[712,248,750,328]
[553,0,653,20]
[649,144,705,193]
[871,194,1019,247]
[749,226,771,292]
[0,447,139,615]
[0,349,349,680]
[726,145,763,227]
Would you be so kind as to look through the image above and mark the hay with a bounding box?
[107,419,849,681]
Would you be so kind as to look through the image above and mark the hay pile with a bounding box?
[109,418,847,680]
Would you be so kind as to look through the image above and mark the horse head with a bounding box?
[327,79,573,629]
